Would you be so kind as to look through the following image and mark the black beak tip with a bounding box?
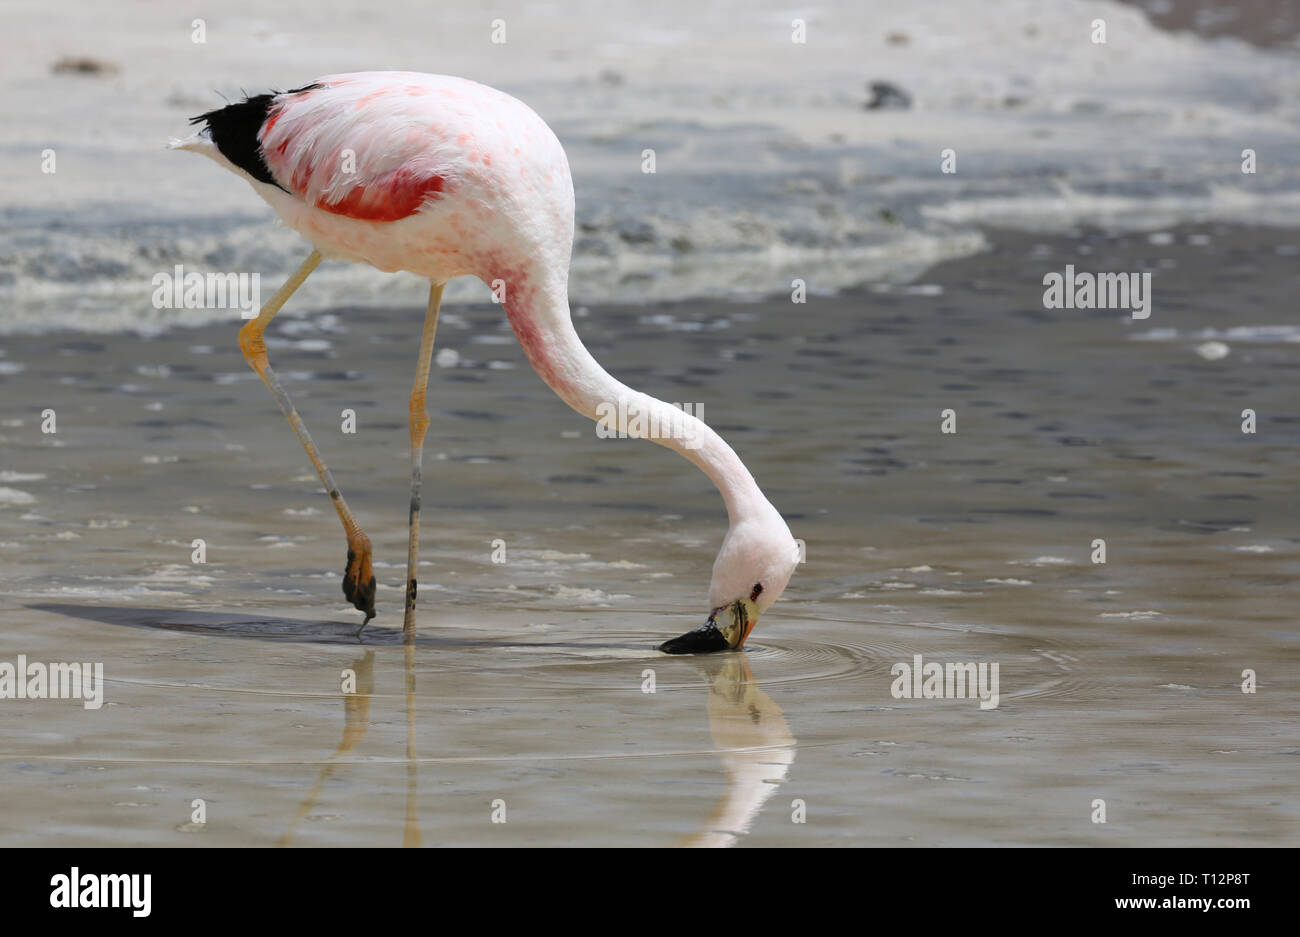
[658,622,732,655]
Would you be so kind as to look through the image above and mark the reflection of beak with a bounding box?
[658,598,759,654]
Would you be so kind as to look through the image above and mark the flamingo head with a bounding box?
[658,508,799,654]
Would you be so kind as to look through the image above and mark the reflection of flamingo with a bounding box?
[279,648,423,847]
[173,72,798,649]
[278,650,374,847]
[402,642,421,848]
[677,654,796,847]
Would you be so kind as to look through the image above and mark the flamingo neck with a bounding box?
[501,274,768,525]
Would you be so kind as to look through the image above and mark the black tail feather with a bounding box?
[189,84,320,190]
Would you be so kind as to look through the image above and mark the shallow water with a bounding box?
[0,225,1296,845]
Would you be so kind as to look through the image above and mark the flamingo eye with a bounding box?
[749,583,763,602]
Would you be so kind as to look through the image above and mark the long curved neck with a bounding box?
[502,274,768,525]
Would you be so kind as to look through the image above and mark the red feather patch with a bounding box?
[317,167,446,222]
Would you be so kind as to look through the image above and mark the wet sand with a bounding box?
[1119,0,1300,48]
[0,224,1297,846]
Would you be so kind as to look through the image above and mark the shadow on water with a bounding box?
[27,603,655,651]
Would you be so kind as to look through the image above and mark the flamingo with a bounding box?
[172,72,798,652]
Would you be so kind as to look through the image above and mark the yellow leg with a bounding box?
[237,250,376,623]
[403,282,444,636]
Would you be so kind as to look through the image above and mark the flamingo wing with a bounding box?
[192,74,457,223]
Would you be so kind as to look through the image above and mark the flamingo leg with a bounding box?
[403,282,444,636]
[237,250,377,623]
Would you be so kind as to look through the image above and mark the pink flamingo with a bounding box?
[173,72,798,652]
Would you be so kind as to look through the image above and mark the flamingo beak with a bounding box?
[658,599,759,654]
